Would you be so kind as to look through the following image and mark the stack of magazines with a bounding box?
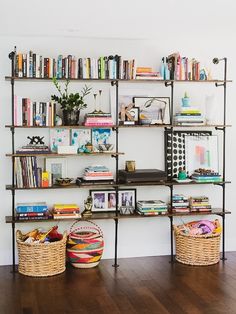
[136,200,168,216]
[83,165,114,182]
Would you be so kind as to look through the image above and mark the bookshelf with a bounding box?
[6,50,231,272]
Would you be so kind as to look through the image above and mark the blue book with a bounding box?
[16,202,48,213]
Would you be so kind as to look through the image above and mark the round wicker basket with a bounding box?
[16,230,67,277]
[174,225,221,266]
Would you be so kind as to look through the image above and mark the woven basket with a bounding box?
[174,224,221,266]
[16,230,67,277]
[67,220,104,268]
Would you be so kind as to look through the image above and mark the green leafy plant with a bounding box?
[51,77,92,111]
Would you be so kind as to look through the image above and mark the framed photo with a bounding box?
[133,97,170,125]
[122,106,139,125]
[90,189,136,212]
[45,158,67,184]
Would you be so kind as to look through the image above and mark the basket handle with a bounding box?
[69,220,103,237]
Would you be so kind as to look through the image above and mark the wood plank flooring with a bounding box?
[1,254,236,314]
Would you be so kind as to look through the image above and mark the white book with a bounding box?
[17,96,23,126]
[36,54,40,78]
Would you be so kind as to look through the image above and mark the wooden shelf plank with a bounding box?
[5,76,233,83]
[5,181,230,190]
[6,152,124,157]
[5,125,116,129]
[5,208,231,223]
[5,124,231,129]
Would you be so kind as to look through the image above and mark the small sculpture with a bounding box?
[27,136,45,145]
[82,196,93,218]
[55,115,63,126]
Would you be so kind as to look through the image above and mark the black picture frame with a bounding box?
[133,96,171,125]
[89,188,137,212]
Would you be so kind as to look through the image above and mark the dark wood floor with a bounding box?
[1,254,236,314]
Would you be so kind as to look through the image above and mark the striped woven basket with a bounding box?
[67,220,104,268]
[174,224,221,266]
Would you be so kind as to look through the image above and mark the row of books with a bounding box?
[15,157,42,188]
[14,96,56,126]
[14,49,136,80]
[167,52,206,81]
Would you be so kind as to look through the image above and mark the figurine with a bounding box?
[55,115,63,126]
[82,196,93,218]
[27,136,45,145]
[178,168,187,180]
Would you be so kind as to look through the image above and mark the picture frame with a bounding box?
[71,129,91,151]
[164,130,212,179]
[133,97,170,125]
[185,134,219,176]
[92,128,112,150]
[122,106,140,125]
[89,189,136,212]
[45,157,68,184]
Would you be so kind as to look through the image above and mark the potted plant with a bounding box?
[51,78,92,125]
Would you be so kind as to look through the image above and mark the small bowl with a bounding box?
[140,119,152,125]
[98,144,114,151]
[55,178,73,186]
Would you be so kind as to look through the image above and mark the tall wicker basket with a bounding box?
[174,225,221,266]
[16,230,67,277]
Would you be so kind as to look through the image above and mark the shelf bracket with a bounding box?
[215,82,225,87]
[165,81,173,87]
[215,127,224,131]
[111,80,118,87]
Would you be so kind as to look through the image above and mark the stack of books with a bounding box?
[174,107,204,125]
[16,144,50,154]
[84,112,114,126]
[189,196,212,212]
[53,204,81,219]
[83,165,114,182]
[136,200,168,216]
[135,67,163,80]
[191,169,222,183]
[16,202,50,221]
[172,194,189,213]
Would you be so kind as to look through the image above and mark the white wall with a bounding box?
[0,0,235,265]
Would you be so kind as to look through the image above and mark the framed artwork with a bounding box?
[185,135,219,176]
[71,129,91,151]
[45,158,67,184]
[90,189,136,212]
[49,128,70,153]
[133,97,170,125]
[164,130,212,179]
[92,128,111,149]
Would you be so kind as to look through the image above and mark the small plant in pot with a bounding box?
[51,78,92,126]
